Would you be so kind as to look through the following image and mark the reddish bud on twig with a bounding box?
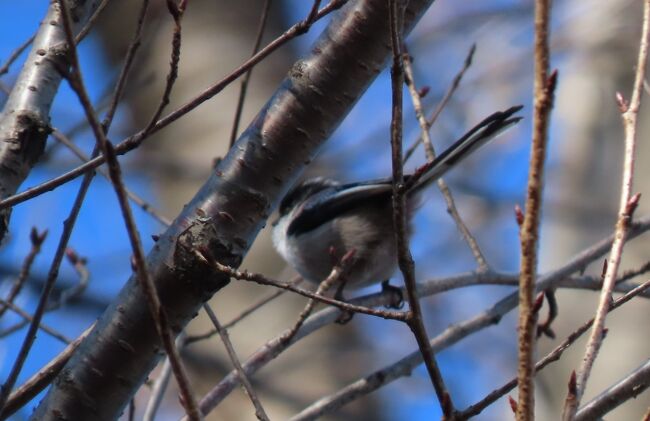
[65,248,79,265]
[341,249,356,265]
[533,292,545,313]
[514,204,525,227]
[545,69,559,94]
[568,370,577,397]
[418,86,430,98]
[29,227,48,246]
[508,395,518,414]
[600,259,608,281]
[626,192,642,216]
[616,92,628,113]
[131,255,137,272]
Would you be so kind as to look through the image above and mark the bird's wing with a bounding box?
[286,182,392,236]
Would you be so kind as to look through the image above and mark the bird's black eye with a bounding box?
[278,177,339,216]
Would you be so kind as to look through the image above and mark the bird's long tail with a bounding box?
[408,105,523,192]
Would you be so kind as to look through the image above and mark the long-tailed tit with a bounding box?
[272,105,523,289]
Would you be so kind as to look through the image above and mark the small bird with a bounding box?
[272,105,523,290]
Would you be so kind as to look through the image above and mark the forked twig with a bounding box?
[563,1,650,419]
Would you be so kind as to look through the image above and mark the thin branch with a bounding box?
[576,359,650,420]
[404,43,475,161]
[0,35,35,76]
[388,1,453,417]
[143,0,187,133]
[56,1,201,418]
[74,0,111,44]
[142,333,185,421]
[0,299,71,343]
[203,305,269,421]
[0,325,93,420]
[194,250,407,322]
[402,47,488,271]
[565,1,650,418]
[458,277,650,419]
[281,250,355,344]
[0,0,349,213]
[225,276,302,329]
[185,277,302,345]
[0,248,90,339]
[0,228,47,319]
[56,248,90,307]
[101,0,150,132]
[517,0,555,416]
[229,0,273,147]
[51,128,171,226]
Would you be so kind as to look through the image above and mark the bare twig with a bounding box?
[0,228,47,319]
[575,359,650,420]
[74,0,111,44]
[143,0,187,133]
[185,277,302,345]
[142,333,185,421]
[225,276,302,329]
[56,248,90,307]
[194,250,407,322]
[51,128,171,226]
[564,2,650,419]
[0,248,90,339]
[229,0,273,147]
[402,48,488,271]
[404,43,475,161]
[101,0,150,132]
[388,1,453,417]
[0,0,349,213]
[0,35,35,76]
[56,1,201,418]
[281,250,355,344]
[0,299,71,343]
[203,304,269,421]
[0,325,93,420]
[458,277,650,419]
[517,0,555,417]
